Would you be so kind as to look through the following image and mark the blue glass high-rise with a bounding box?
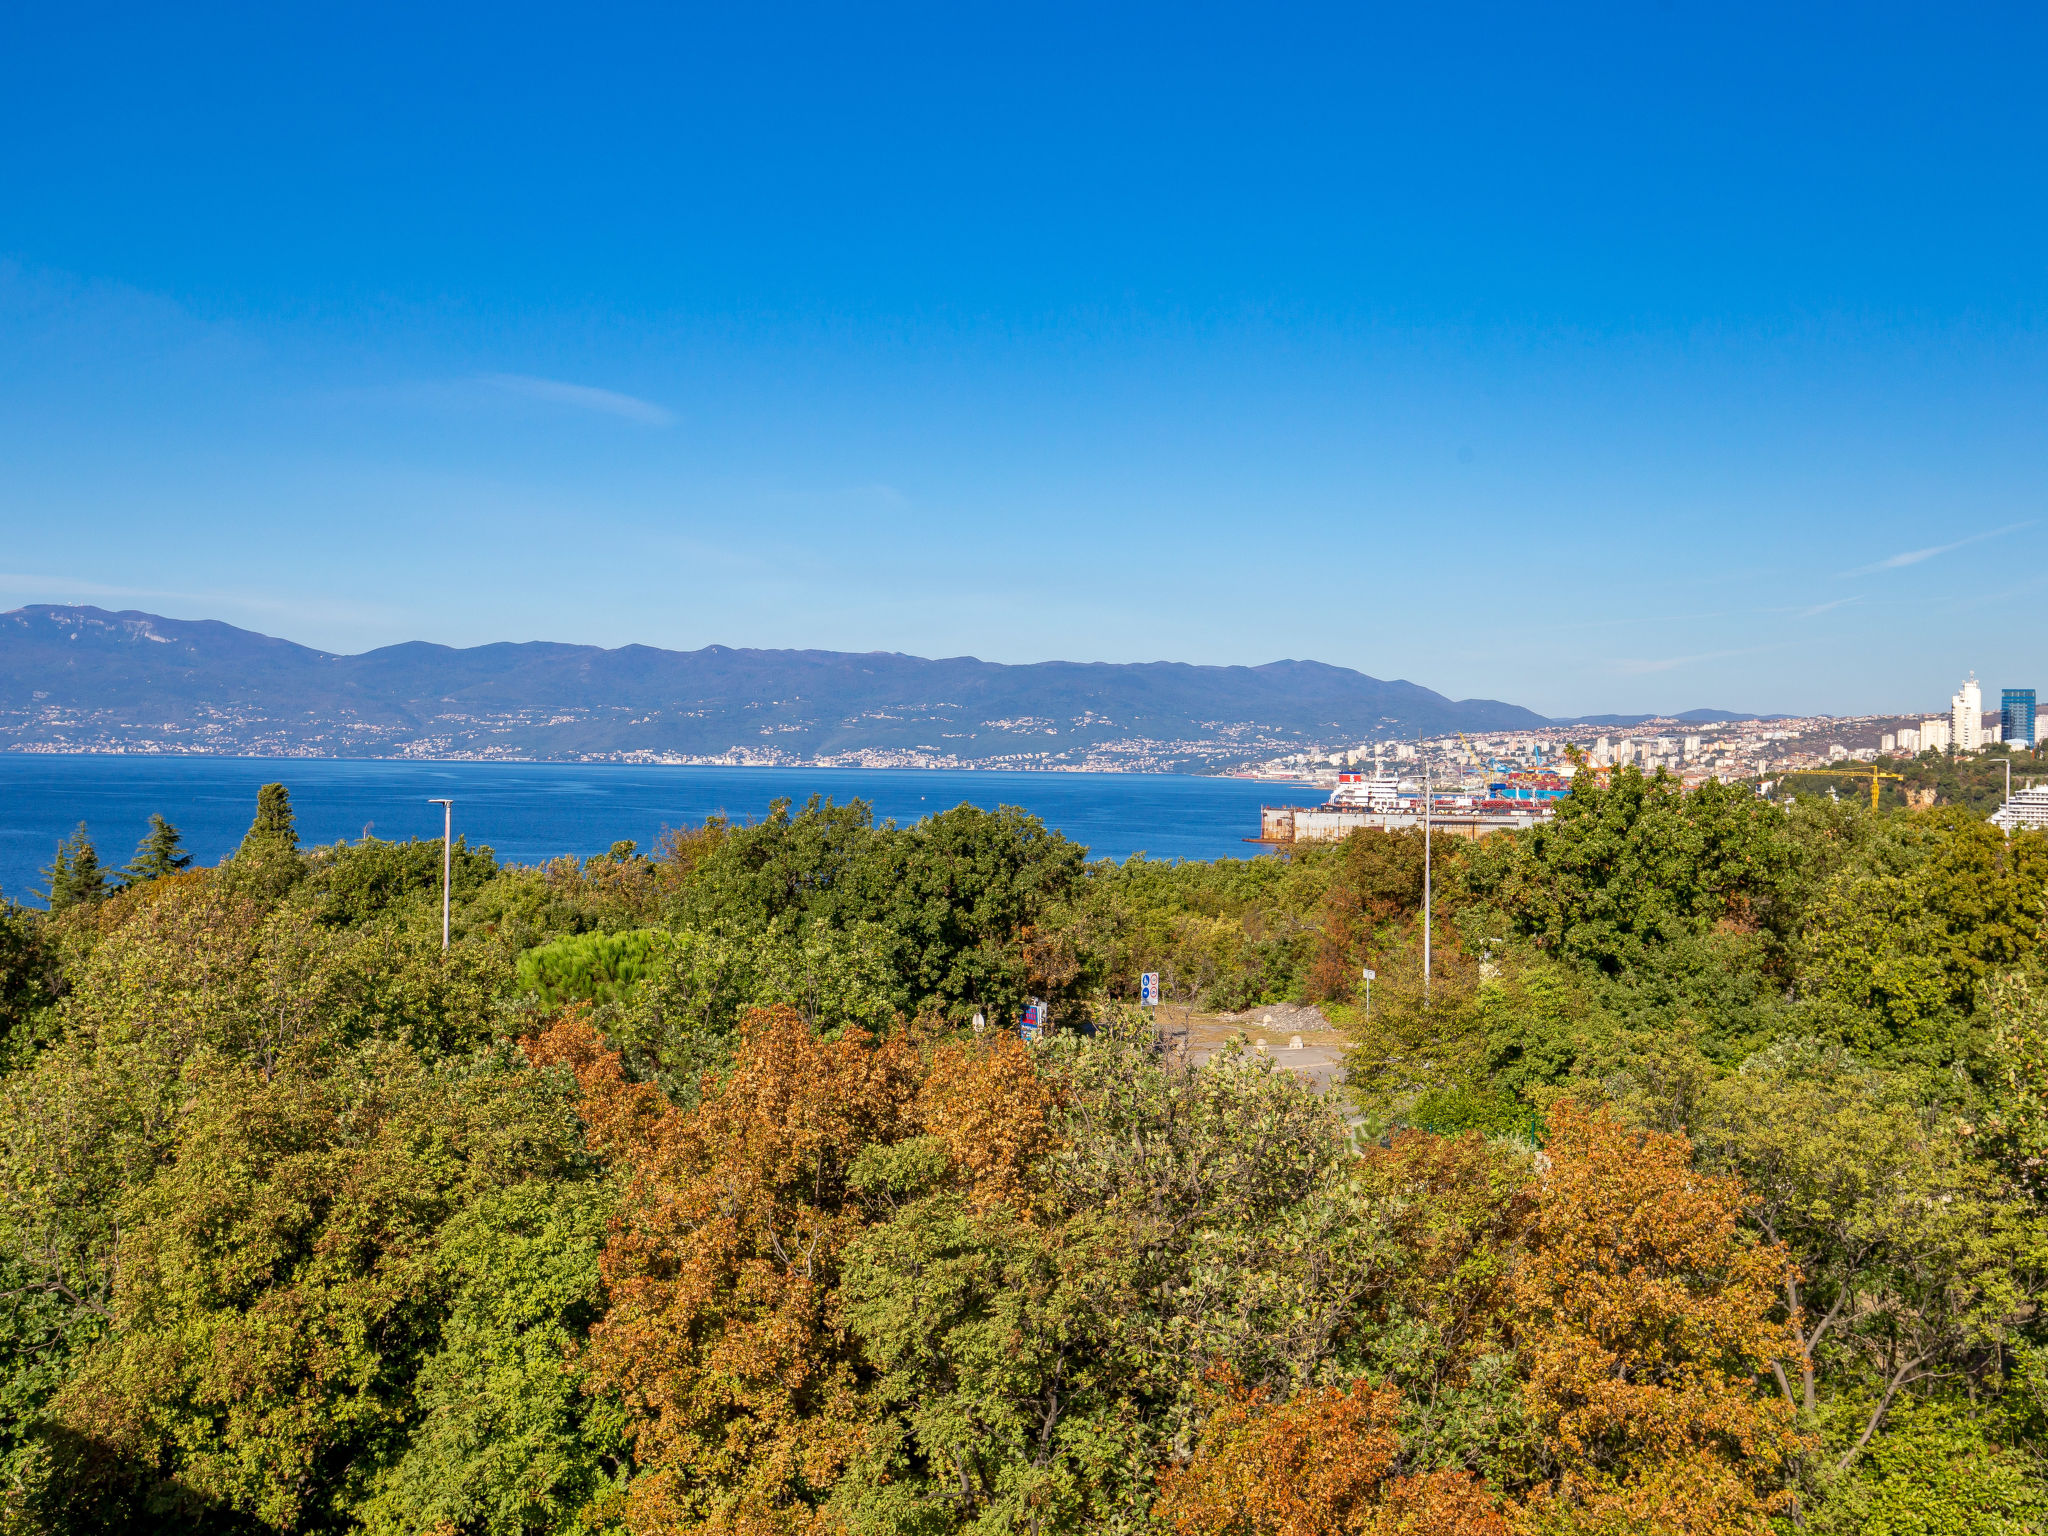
[2002,688,2036,748]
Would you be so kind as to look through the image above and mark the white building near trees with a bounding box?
[1953,673,1983,752]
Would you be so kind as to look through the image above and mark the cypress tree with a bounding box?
[39,823,108,911]
[227,782,306,901]
[239,783,300,858]
[125,813,194,884]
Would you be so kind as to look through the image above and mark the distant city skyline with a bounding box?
[4,4,2046,718]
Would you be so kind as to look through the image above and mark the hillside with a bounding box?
[0,605,1555,769]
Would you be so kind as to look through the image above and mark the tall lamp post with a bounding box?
[427,798,453,951]
[1422,747,1432,1005]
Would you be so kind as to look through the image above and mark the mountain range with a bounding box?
[0,606,1742,770]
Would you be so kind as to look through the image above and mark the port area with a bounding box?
[1255,803,1551,843]
[1149,1002,1348,1094]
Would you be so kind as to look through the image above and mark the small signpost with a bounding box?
[1139,971,1160,1007]
[1361,967,1376,1018]
[1020,1002,1043,1042]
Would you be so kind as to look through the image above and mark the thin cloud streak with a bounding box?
[479,373,673,426]
[1613,644,1779,676]
[1840,521,2033,577]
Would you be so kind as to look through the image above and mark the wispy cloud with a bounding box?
[1793,596,1858,618]
[479,373,673,426]
[1613,644,1778,676]
[1840,520,2033,577]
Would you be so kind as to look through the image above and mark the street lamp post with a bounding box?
[1422,750,1432,1005]
[427,799,453,951]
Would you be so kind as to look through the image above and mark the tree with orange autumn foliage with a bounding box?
[541,1005,921,1535]
[1156,1376,1507,1536]
[1159,1106,1806,1536]
[1508,1104,1805,1535]
[533,1005,1069,1535]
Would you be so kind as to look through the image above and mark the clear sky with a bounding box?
[2,3,2043,719]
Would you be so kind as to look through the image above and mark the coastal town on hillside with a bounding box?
[1252,674,2048,843]
[1254,673,2033,790]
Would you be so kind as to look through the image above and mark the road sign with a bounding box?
[1139,972,1160,1006]
[1361,968,1377,981]
[1020,1002,1043,1042]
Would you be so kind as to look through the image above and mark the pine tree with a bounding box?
[39,823,108,911]
[124,814,193,884]
[239,783,299,858]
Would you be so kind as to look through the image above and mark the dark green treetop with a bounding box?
[241,782,299,856]
[37,824,108,912]
[224,782,307,903]
[123,813,193,884]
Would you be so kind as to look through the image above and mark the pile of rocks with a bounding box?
[1215,1000,1331,1032]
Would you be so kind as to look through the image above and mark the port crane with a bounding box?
[1773,766,1906,810]
[1561,742,1613,779]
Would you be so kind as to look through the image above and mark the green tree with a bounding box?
[0,900,58,1071]
[836,1142,1141,1533]
[37,823,108,912]
[241,781,298,854]
[1695,1041,2026,1480]
[518,928,674,1009]
[1461,768,1794,976]
[225,782,306,903]
[301,833,497,928]
[1812,1400,2048,1535]
[23,1040,611,1533]
[120,813,192,884]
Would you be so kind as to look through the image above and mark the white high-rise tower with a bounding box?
[1952,673,1983,752]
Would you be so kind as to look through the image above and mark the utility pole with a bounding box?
[428,798,453,951]
[1422,745,1432,1005]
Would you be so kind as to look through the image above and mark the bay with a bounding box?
[0,755,1312,904]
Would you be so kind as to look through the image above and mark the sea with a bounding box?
[0,755,1314,904]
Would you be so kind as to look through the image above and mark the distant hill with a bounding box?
[0,606,1559,770]
[1564,708,1786,728]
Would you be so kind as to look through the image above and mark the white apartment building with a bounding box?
[1897,727,1921,753]
[1953,673,1983,752]
[1880,732,1896,753]
[1992,785,2048,833]
[1922,717,1952,752]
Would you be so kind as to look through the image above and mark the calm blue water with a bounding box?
[0,756,1309,903]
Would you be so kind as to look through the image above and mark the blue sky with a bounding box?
[2,3,2044,718]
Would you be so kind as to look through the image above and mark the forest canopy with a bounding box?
[0,770,2044,1534]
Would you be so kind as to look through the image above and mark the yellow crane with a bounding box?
[1773,766,1906,810]
[1561,742,1612,779]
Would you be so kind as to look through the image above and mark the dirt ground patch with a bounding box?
[1148,1002,1350,1096]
